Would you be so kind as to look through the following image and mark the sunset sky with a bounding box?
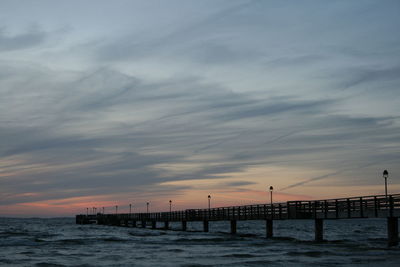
[1,0,399,217]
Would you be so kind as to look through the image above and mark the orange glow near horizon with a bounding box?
[2,164,398,217]
[2,184,397,218]
[0,191,311,217]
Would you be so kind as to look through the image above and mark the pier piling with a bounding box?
[203,220,209,232]
[230,220,237,234]
[266,219,273,238]
[387,217,399,246]
[315,218,323,242]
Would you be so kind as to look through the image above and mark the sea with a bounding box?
[0,217,399,266]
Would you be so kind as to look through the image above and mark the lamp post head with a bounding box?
[169,200,172,203]
[208,195,211,199]
[383,170,388,179]
[269,186,273,192]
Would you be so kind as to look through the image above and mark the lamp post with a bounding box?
[129,204,132,218]
[269,186,273,206]
[115,205,118,215]
[208,195,211,209]
[146,202,149,213]
[169,200,172,213]
[383,170,389,199]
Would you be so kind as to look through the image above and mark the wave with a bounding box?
[35,263,66,267]
[101,237,130,242]
[128,231,164,237]
[34,237,131,245]
[286,250,337,257]
[179,264,209,267]
[166,249,185,253]
[0,230,30,237]
[221,253,258,258]
[175,237,236,243]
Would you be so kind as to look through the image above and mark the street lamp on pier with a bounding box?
[208,195,211,209]
[146,202,149,213]
[383,170,389,199]
[115,205,118,215]
[169,200,172,213]
[269,186,273,206]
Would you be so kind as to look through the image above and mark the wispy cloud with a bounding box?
[0,26,47,51]
[0,0,399,215]
[1,63,399,209]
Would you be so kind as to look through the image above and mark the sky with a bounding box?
[0,0,399,217]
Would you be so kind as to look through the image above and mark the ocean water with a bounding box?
[0,217,399,266]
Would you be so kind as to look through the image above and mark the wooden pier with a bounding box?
[76,193,400,246]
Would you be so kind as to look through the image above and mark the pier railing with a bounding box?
[80,194,400,223]
[76,193,400,246]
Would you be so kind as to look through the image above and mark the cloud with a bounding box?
[222,181,256,187]
[0,26,47,51]
[89,1,259,64]
[338,65,400,89]
[1,1,400,214]
[263,54,326,69]
[1,62,399,208]
[280,154,400,191]
[214,98,336,121]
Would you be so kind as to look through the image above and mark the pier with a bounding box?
[76,193,400,246]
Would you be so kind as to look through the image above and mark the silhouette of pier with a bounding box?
[76,193,400,246]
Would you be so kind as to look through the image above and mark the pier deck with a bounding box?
[76,193,400,246]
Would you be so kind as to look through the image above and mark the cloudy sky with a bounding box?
[1,0,399,217]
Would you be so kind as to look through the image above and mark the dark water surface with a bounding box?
[0,217,399,266]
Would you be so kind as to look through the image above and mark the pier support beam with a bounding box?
[142,221,146,228]
[387,217,399,247]
[230,220,237,234]
[152,221,157,229]
[315,218,324,242]
[266,219,273,238]
[164,221,169,230]
[182,221,187,231]
[203,220,209,232]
